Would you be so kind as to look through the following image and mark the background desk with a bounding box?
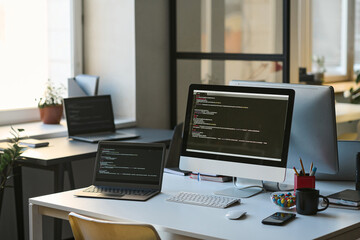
[12,127,173,240]
[20,127,173,164]
[30,173,360,240]
[335,103,360,139]
[335,102,360,123]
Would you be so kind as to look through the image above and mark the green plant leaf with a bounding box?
[0,128,26,190]
[356,74,360,85]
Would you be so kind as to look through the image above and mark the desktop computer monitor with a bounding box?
[179,84,295,197]
[229,81,339,175]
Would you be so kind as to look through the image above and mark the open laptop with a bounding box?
[64,95,138,143]
[75,141,166,201]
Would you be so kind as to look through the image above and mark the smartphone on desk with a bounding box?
[262,212,296,226]
[19,139,49,148]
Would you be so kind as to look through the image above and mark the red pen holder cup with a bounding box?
[294,174,315,193]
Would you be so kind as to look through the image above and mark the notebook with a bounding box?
[326,189,360,207]
[75,141,166,201]
[64,95,138,143]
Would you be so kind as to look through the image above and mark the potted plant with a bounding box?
[0,128,25,214]
[313,55,326,83]
[38,79,66,124]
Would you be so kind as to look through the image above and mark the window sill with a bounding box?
[0,118,136,142]
[323,81,357,93]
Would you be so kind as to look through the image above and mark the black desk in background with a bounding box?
[9,127,173,240]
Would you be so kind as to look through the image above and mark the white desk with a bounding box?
[29,174,360,240]
[336,102,360,123]
[0,117,136,142]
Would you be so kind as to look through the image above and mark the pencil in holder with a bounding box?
[294,174,315,193]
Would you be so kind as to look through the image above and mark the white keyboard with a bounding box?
[166,191,241,208]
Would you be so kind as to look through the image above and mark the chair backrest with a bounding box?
[165,122,183,168]
[68,212,161,240]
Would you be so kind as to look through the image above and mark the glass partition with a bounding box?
[176,59,284,123]
[177,0,283,54]
[171,0,289,126]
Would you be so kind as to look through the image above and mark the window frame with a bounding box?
[298,0,355,83]
[169,0,291,127]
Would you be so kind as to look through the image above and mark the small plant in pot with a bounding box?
[38,79,66,124]
[313,55,326,83]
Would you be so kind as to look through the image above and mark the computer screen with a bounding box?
[64,95,115,135]
[94,143,165,186]
[229,81,339,175]
[180,84,295,190]
[95,143,163,185]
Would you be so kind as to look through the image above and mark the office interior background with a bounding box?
[1,0,360,239]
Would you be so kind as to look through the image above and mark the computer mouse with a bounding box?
[225,210,247,220]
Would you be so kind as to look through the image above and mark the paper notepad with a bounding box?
[327,189,360,207]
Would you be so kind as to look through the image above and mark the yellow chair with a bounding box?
[68,212,161,240]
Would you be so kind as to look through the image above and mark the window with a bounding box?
[0,0,48,110]
[299,0,357,82]
[0,0,81,124]
[171,0,290,126]
[354,0,360,71]
[312,0,348,76]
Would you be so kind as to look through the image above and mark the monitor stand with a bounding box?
[262,181,294,192]
[215,178,264,198]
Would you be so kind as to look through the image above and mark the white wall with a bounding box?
[83,0,170,129]
[83,0,136,120]
[135,0,170,129]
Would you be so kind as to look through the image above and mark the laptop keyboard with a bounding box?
[83,185,155,196]
[82,133,123,140]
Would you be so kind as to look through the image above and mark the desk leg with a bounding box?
[13,165,25,240]
[54,165,64,240]
[29,203,42,240]
[0,186,3,217]
[54,164,64,193]
[65,162,75,189]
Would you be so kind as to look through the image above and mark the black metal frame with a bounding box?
[169,0,290,128]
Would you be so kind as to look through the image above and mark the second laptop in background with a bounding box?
[64,95,138,143]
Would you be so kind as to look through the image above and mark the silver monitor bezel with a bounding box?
[229,81,339,175]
